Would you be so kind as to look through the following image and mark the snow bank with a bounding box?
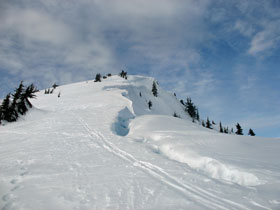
[159,144,261,186]
[128,115,267,187]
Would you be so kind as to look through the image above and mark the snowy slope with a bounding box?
[0,75,280,210]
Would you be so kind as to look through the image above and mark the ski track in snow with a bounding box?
[74,113,250,210]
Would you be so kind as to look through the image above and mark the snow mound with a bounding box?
[159,144,261,186]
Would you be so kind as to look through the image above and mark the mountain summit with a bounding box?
[0,75,279,209]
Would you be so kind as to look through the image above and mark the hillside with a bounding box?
[0,75,279,210]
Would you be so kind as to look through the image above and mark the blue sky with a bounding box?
[0,0,279,137]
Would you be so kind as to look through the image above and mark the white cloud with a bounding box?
[1,9,71,45]
[248,20,280,55]
[234,20,255,37]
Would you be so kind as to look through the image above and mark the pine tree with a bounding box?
[196,109,200,121]
[224,127,229,134]
[219,122,223,133]
[202,120,205,127]
[120,70,124,77]
[58,91,61,98]
[0,108,2,125]
[22,84,38,108]
[152,81,158,97]
[180,100,185,105]
[186,97,196,119]
[148,100,152,109]
[1,94,12,122]
[94,73,101,82]
[235,123,243,135]
[248,128,255,136]
[119,70,127,79]
[206,117,212,129]
[52,83,59,89]
[10,82,25,121]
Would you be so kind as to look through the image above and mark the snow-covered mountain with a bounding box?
[0,75,279,210]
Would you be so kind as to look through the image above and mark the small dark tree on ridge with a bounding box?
[248,128,255,136]
[94,73,101,82]
[152,81,158,97]
[235,123,243,135]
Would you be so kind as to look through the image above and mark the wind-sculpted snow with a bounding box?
[113,107,135,136]
[128,116,264,187]
[159,144,261,186]
[0,75,280,210]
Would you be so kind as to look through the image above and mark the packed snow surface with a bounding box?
[0,75,280,210]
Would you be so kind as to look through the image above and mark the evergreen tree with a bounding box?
[94,73,101,82]
[1,94,13,122]
[180,100,185,105]
[148,100,152,109]
[52,83,59,89]
[248,128,255,136]
[235,123,243,135]
[22,84,38,108]
[10,82,25,120]
[119,70,127,79]
[196,109,200,121]
[206,117,212,129]
[58,91,61,98]
[139,92,142,97]
[202,120,205,127]
[17,95,28,115]
[186,97,196,119]
[152,81,158,97]
[224,127,229,134]
[219,122,223,133]
[0,108,2,125]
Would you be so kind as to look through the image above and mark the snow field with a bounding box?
[0,75,280,209]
